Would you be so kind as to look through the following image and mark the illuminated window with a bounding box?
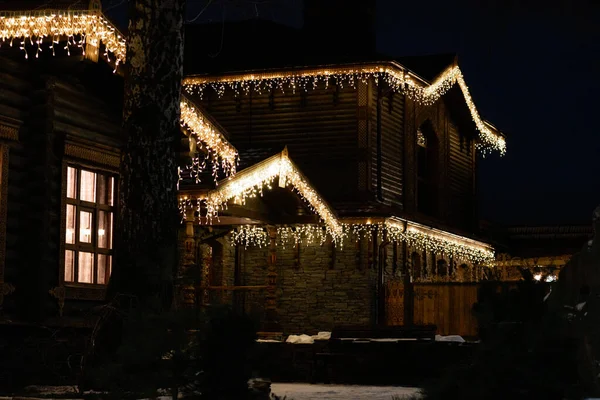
[64,165,115,285]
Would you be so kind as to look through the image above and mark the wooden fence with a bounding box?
[386,281,480,337]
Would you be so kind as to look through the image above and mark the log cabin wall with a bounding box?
[48,76,121,321]
[447,121,476,231]
[401,96,477,232]
[369,79,405,208]
[0,56,33,319]
[0,56,123,323]
[198,82,360,204]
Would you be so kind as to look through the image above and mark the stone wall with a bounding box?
[274,237,376,334]
[195,228,413,334]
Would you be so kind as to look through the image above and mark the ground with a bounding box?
[270,383,421,400]
[6,384,422,399]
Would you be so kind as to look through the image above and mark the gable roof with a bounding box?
[183,60,506,155]
[204,147,343,239]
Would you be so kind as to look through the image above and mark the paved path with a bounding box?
[270,383,421,400]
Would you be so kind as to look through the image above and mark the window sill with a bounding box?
[63,283,107,301]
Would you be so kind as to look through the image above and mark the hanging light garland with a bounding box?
[183,63,506,156]
[230,225,268,249]
[180,95,238,181]
[204,149,344,241]
[219,220,495,265]
[0,9,126,66]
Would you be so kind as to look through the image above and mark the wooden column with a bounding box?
[263,226,281,332]
[403,222,414,326]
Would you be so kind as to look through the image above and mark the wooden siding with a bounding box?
[413,283,479,337]
[0,57,30,317]
[447,121,474,230]
[370,82,404,208]
[0,56,122,322]
[48,77,121,317]
[199,84,359,202]
[387,281,479,337]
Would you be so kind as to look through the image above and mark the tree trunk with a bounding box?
[107,0,185,311]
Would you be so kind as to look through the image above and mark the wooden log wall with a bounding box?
[0,56,31,318]
[47,76,121,319]
[399,94,477,231]
[447,122,475,231]
[0,55,122,323]
[199,83,359,203]
[369,80,404,208]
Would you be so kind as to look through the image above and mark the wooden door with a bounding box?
[385,280,405,325]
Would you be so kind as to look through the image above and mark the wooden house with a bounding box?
[0,0,507,338]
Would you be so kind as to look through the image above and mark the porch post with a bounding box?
[263,225,281,332]
[403,221,414,326]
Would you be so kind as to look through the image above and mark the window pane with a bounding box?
[65,250,74,282]
[80,170,96,202]
[109,177,115,206]
[78,252,93,283]
[79,210,93,243]
[67,167,77,199]
[97,175,116,205]
[66,204,76,244]
[98,210,112,248]
[97,254,111,284]
[110,212,113,249]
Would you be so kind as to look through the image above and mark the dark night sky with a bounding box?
[103,0,600,226]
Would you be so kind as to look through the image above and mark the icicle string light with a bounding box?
[183,63,506,155]
[231,225,268,249]
[180,95,238,181]
[204,149,344,240]
[0,9,126,66]
[220,220,495,265]
[182,149,494,264]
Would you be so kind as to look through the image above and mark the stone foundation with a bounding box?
[202,232,407,335]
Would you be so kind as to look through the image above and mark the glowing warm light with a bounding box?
[545,275,557,282]
[183,63,506,155]
[0,9,126,66]
[534,274,542,281]
[180,95,238,180]
[196,157,495,263]
[205,149,344,240]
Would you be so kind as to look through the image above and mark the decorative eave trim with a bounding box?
[495,254,572,268]
[64,142,120,168]
[0,122,19,142]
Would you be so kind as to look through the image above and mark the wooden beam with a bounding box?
[495,255,572,268]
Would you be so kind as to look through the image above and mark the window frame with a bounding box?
[60,162,117,287]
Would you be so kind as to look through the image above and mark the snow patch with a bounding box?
[271,383,421,400]
[286,334,315,344]
[435,334,465,343]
